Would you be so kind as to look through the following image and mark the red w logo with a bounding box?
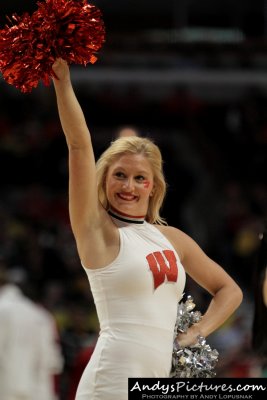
[146,250,178,290]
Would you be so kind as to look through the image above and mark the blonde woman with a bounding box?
[52,59,243,400]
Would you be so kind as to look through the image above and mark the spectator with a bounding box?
[0,261,63,400]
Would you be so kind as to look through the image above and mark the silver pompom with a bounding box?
[170,295,219,378]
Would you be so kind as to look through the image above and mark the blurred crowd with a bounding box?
[0,77,267,398]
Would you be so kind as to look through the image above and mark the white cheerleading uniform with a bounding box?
[75,212,186,400]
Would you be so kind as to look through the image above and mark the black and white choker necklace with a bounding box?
[108,207,145,224]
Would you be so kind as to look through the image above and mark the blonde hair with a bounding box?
[96,136,167,225]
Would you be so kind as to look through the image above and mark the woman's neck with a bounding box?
[108,206,145,224]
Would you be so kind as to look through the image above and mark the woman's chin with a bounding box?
[110,203,141,216]
[114,204,134,213]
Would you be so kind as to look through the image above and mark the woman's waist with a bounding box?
[96,298,178,331]
[99,321,175,348]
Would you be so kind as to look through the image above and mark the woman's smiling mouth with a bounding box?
[117,193,138,201]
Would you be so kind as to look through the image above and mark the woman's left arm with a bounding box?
[162,226,243,347]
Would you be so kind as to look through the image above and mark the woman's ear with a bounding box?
[150,185,155,197]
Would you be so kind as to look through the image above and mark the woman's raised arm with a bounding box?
[52,59,106,246]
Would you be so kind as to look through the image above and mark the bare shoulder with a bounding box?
[154,224,189,261]
[76,207,120,269]
[155,224,188,240]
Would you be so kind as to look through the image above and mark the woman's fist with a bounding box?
[52,58,70,84]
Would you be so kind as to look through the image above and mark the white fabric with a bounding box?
[76,219,186,400]
[0,285,63,400]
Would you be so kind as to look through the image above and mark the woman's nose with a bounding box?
[122,178,135,191]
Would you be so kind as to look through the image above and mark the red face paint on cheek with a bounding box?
[143,180,150,189]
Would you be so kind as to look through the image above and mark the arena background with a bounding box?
[0,0,266,397]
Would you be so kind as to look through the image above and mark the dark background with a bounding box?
[0,1,264,36]
[1,1,267,397]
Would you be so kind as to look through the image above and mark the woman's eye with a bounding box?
[115,172,125,178]
[135,175,145,181]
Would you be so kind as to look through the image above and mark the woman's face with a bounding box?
[105,153,154,216]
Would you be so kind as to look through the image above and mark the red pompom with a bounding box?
[0,0,105,93]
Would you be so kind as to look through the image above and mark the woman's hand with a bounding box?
[52,58,71,85]
[175,324,202,348]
